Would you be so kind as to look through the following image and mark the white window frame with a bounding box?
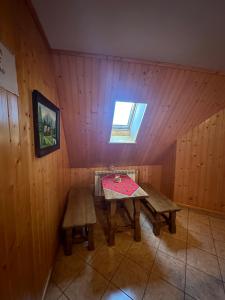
[109,102,147,144]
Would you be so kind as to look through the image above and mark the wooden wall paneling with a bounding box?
[53,52,225,168]
[0,88,35,299]
[0,1,71,299]
[160,143,176,199]
[0,88,14,300]
[70,165,162,191]
[7,91,34,299]
[159,71,206,147]
[174,108,225,213]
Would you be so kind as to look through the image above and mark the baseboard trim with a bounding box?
[41,266,53,300]
[41,242,61,300]
[176,202,225,219]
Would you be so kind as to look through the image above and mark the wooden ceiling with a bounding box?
[53,52,225,168]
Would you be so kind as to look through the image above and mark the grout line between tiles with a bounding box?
[60,292,70,300]
[98,234,136,300]
[184,208,189,299]
[185,262,224,282]
[209,215,225,293]
[51,207,225,300]
[184,292,197,299]
[141,230,161,300]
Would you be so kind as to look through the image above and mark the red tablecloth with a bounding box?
[102,174,139,196]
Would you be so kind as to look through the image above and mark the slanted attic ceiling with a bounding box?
[32,0,225,71]
[53,53,225,167]
[30,0,225,167]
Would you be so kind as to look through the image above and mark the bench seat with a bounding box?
[62,187,96,255]
[141,183,181,236]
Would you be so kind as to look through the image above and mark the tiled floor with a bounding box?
[45,201,225,300]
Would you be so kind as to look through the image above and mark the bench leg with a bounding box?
[133,198,141,242]
[87,224,95,251]
[85,225,88,237]
[169,211,176,233]
[153,213,161,236]
[108,201,117,246]
[64,228,73,256]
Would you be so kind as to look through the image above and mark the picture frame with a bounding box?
[32,90,60,157]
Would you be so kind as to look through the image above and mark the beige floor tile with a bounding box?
[102,283,132,300]
[112,232,134,254]
[58,295,68,300]
[143,272,184,300]
[184,294,195,300]
[51,254,86,291]
[45,282,62,300]
[210,217,225,231]
[73,241,103,263]
[218,257,225,282]
[64,264,108,300]
[142,218,153,231]
[126,240,157,273]
[159,234,187,262]
[188,230,216,255]
[176,216,188,229]
[152,250,186,290]
[185,265,225,300]
[187,247,221,279]
[215,240,225,259]
[142,227,161,248]
[177,208,188,219]
[140,211,148,226]
[188,211,210,225]
[212,228,225,242]
[188,220,212,236]
[162,225,188,242]
[51,206,225,300]
[89,246,123,280]
[70,224,107,263]
[111,256,148,300]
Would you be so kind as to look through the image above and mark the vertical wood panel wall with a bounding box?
[70,165,162,191]
[174,108,225,213]
[0,1,70,299]
[160,143,177,199]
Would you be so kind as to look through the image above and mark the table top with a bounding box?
[102,174,148,201]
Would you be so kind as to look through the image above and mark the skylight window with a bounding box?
[112,102,134,127]
[110,101,147,144]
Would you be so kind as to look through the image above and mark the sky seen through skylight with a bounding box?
[112,101,134,126]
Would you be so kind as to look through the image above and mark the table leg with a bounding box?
[87,224,95,250]
[108,201,117,246]
[169,211,176,233]
[133,198,141,242]
[64,228,73,256]
[153,213,161,236]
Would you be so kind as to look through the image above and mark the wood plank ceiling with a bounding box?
[53,52,225,168]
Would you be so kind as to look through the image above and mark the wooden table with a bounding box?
[102,174,148,246]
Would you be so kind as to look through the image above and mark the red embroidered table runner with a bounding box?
[102,174,139,196]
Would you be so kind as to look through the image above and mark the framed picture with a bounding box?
[32,90,60,157]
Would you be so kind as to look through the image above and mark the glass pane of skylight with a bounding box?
[112,101,134,126]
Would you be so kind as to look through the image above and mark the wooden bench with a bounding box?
[62,187,96,255]
[141,184,181,236]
